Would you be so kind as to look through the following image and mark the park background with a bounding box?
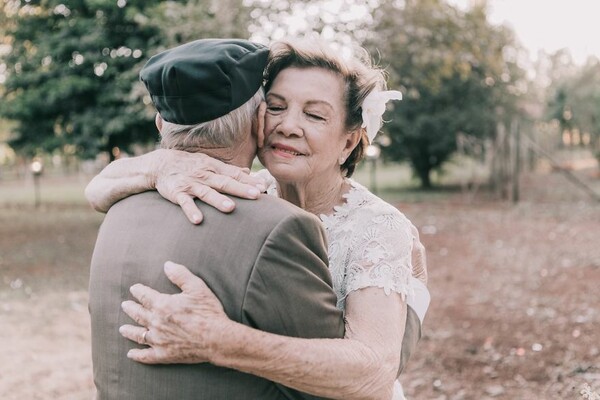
[0,0,599,399]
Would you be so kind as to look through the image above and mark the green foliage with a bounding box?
[368,0,524,187]
[0,0,164,158]
[0,0,253,160]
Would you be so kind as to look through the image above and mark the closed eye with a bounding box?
[306,113,326,121]
[267,106,285,113]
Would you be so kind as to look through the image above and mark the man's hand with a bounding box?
[152,149,267,224]
[410,224,427,284]
[119,261,231,364]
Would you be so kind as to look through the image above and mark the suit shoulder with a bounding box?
[109,191,167,209]
[106,191,322,237]
[233,194,321,228]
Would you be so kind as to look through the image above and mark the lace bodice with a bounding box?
[256,170,416,311]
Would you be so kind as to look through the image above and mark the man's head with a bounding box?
[140,39,269,156]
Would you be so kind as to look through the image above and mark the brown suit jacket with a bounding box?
[89,191,344,400]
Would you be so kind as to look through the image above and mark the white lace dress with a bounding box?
[258,171,420,400]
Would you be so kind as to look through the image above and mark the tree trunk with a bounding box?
[416,165,432,189]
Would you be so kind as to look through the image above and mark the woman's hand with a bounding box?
[85,149,266,224]
[151,149,266,223]
[119,261,231,364]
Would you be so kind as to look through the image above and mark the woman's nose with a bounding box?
[276,111,303,137]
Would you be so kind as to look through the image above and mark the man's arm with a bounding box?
[230,212,403,399]
[239,212,344,399]
[84,149,265,223]
[241,212,343,339]
[399,303,423,376]
[243,214,430,381]
[397,223,430,375]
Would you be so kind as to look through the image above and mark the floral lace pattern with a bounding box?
[319,180,414,310]
[256,170,416,311]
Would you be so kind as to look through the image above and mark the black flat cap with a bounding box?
[140,39,269,125]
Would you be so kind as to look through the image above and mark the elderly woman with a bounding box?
[86,39,428,400]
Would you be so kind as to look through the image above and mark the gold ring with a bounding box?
[142,330,149,344]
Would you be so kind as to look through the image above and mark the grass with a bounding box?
[3,148,596,209]
[351,156,492,203]
[0,175,90,207]
[0,205,104,293]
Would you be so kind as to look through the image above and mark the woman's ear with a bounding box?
[155,113,163,132]
[342,128,363,159]
[255,101,267,148]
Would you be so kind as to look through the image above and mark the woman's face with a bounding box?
[258,67,358,185]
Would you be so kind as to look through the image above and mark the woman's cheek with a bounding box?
[263,113,275,130]
[263,122,276,139]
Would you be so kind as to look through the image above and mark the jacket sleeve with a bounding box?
[241,211,344,340]
[241,212,344,400]
[398,306,422,376]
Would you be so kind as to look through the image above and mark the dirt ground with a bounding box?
[1,170,599,400]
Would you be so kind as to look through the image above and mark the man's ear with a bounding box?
[254,102,267,148]
[155,113,163,132]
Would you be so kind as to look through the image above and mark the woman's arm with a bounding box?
[121,262,405,400]
[84,151,159,213]
[213,288,406,399]
[84,149,266,223]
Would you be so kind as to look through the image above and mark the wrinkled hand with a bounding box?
[151,149,266,224]
[119,261,231,364]
[410,225,428,284]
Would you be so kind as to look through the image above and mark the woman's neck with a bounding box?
[277,173,348,216]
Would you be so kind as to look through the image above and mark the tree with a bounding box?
[547,58,600,149]
[152,0,252,46]
[367,0,524,188]
[0,0,253,161]
[245,0,372,44]
[0,0,166,160]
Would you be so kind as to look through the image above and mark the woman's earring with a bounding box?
[339,156,346,165]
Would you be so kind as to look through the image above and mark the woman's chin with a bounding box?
[263,159,305,183]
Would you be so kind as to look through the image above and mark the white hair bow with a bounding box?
[361,90,403,144]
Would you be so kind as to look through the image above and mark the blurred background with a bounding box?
[0,0,598,399]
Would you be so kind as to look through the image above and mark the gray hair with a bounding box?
[159,88,264,150]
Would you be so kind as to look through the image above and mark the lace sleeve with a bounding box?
[344,212,414,300]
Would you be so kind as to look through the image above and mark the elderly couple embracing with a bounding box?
[86,37,430,400]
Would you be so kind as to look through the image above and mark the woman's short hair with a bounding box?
[160,88,264,151]
[264,39,387,177]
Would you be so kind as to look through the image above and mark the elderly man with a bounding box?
[89,39,344,399]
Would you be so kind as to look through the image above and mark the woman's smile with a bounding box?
[270,142,306,158]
